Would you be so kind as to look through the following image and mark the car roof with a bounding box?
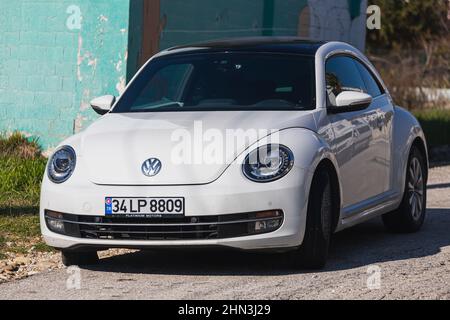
[164,37,326,56]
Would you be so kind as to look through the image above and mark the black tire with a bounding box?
[61,250,99,267]
[291,168,333,269]
[382,145,427,233]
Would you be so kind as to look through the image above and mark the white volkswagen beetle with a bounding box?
[40,38,428,269]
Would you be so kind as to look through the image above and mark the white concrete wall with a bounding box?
[308,0,368,51]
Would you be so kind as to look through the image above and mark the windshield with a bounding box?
[112,53,316,113]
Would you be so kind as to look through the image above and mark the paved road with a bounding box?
[1,166,449,300]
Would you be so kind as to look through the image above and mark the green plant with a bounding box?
[366,1,449,111]
[33,242,55,253]
[0,132,56,260]
[413,109,450,148]
[367,0,449,50]
[0,131,41,159]
[0,132,47,211]
[368,37,450,110]
[0,234,5,248]
[0,214,41,238]
[0,214,51,259]
[0,156,47,207]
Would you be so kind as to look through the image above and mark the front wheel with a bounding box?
[291,168,333,269]
[382,145,427,233]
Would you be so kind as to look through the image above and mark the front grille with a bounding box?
[45,211,283,241]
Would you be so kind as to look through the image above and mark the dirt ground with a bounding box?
[0,165,449,300]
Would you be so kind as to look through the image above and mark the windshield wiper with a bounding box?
[134,101,184,111]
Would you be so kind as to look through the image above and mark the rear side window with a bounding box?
[325,56,366,106]
[353,60,384,97]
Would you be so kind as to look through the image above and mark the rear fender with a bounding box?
[392,106,428,198]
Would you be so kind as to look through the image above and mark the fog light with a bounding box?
[45,211,65,234]
[253,219,281,231]
[47,219,65,233]
[248,210,283,234]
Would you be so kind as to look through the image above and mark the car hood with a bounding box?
[79,111,317,185]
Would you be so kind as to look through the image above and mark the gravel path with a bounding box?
[1,165,449,300]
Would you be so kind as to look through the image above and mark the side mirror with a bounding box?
[90,95,116,115]
[328,91,372,114]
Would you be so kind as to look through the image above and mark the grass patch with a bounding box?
[0,214,41,238]
[413,109,450,149]
[0,132,47,212]
[0,213,52,259]
[0,234,5,249]
[33,242,54,253]
[0,131,41,158]
[0,157,46,210]
[0,132,49,259]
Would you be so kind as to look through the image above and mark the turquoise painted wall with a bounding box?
[0,0,130,150]
[272,0,308,36]
[158,0,308,49]
[158,0,362,49]
[159,0,265,49]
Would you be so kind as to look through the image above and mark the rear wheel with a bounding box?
[382,145,427,233]
[61,250,99,266]
[291,168,333,269]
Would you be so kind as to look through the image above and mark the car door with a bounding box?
[325,55,389,209]
[353,59,393,195]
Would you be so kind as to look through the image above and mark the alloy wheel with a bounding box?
[407,157,424,221]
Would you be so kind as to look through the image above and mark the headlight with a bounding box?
[47,146,76,183]
[242,144,294,182]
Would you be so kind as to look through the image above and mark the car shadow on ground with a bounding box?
[84,208,450,276]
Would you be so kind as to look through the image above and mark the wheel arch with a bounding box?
[311,158,342,233]
[410,137,429,182]
[392,106,429,197]
[273,128,344,234]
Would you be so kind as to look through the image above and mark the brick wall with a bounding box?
[0,0,130,151]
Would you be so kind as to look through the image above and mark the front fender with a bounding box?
[237,127,343,211]
[221,127,342,244]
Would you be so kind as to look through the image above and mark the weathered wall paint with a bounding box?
[307,0,367,51]
[158,0,366,50]
[0,0,130,150]
[127,0,144,81]
[159,0,266,49]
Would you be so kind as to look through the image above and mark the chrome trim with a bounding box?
[342,190,399,219]
[49,216,283,227]
[83,229,216,235]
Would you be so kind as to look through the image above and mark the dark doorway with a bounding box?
[127,0,162,81]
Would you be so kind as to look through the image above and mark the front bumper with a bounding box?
[40,163,311,251]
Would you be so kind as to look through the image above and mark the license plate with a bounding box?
[105,197,185,217]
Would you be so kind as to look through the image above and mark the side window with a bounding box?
[325,56,367,106]
[354,61,384,97]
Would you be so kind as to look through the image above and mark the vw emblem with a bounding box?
[141,158,162,177]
